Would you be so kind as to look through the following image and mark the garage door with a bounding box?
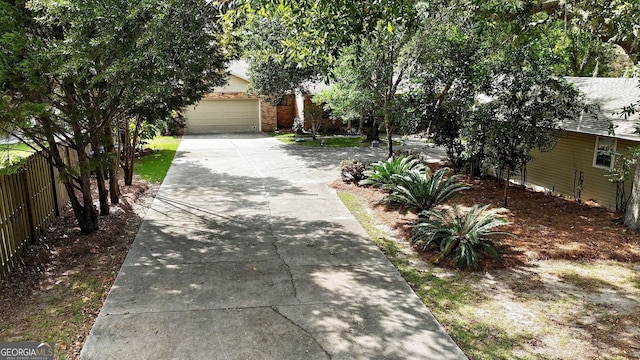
[184,99,260,133]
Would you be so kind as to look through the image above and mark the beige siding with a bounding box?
[525,131,638,210]
[213,75,249,93]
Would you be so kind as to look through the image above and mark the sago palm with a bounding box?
[358,156,424,188]
[385,168,468,214]
[411,204,512,269]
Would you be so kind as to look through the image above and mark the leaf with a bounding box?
[387,21,394,33]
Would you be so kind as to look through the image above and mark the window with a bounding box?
[593,136,616,169]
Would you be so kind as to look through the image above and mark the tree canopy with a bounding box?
[0,0,234,232]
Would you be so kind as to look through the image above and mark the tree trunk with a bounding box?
[385,120,393,159]
[624,155,640,229]
[384,103,393,159]
[122,116,142,186]
[503,166,511,208]
[91,139,110,216]
[49,143,99,233]
[62,180,99,233]
[95,165,110,216]
[104,124,120,204]
[75,147,100,233]
[365,119,380,143]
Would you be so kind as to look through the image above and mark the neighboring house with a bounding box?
[183,60,339,133]
[523,77,640,210]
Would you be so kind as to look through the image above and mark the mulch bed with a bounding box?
[332,173,640,271]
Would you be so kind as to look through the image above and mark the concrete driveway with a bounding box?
[81,133,464,359]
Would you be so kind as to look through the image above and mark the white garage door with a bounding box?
[184,99,260,133]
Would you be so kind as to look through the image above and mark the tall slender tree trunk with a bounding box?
[125,117,142,185]
[49,143,99,233]
[624,156,640,229]
[104,124,119,204]
[95,164,110,216]
[74,145,100,233]
[91,136,110,216]
[384,102,393,159]
[503,166,511,208]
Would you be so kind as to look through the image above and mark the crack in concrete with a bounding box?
[267,199,301,305]
[271,306,332,359]
[232,140,301,305]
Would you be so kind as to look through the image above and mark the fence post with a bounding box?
[21,166,37,242]
[48,153,60,217]
[0,176,14,280]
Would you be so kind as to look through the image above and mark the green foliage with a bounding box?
[412,204,511,269]
[359,156,424,188]
[242,10,321,100]
[160,111,186,136]
[339,159,367,184]
[131,120,159,150]
[0,0,234,232]
[385,168,468,214]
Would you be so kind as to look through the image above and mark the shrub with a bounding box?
[393,149,430,164]
[339,159,367,184]
[385,168,468,214]
[411,204,511,269]
[358,156,424,187]
[160,111,186,136]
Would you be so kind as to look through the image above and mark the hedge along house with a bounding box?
[522,77,640,211]
[183,60,297,133]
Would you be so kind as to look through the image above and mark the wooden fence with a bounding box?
[0,148,73,281]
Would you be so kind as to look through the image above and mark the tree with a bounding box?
[404,10,492,172]
[314,34,414,145]
[620,81,640,228]
[243,0,422,156]
[479,67,587,207]
[312,50,374,138]
[401,2,590,208]
[0,0,232,233]
[529,0,640,65]
[241,12,321,103]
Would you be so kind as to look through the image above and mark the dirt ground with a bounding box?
[0,179,157,359]
[332,174,640,270]
[332,168,640,359]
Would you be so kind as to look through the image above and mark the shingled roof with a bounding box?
[227,59,250,82]
[563,77,640,141]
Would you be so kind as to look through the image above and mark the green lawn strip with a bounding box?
[0,143,39,172]
[269,132,368,147]
[336,190,529,359]
[134,136,181,183]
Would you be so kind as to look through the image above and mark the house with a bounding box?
[523,77,640,210]
[183,60,339,133]
[183,60,295,133]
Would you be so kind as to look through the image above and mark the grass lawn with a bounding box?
[0,143,38,171]
[134,136,181,183]
[269,132,368,147]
